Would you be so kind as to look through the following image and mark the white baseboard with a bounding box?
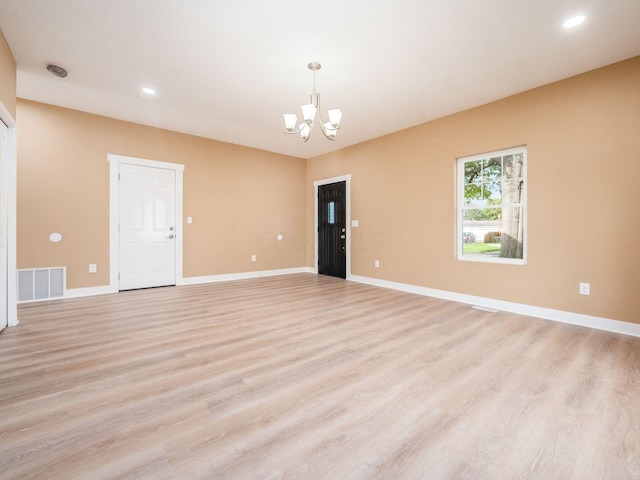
[179,267,313,286]
[61,268,312,299]
[64,285,118,299]
[59,270,640,338]
[349,274,640,338]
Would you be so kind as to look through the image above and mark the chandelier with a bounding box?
[283,62,343,142]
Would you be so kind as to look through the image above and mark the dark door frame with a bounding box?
[314,174,351,279]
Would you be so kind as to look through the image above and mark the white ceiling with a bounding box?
[1,1,639,159]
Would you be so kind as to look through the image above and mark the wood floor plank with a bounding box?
[1,273,639,479]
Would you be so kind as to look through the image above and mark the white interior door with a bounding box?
[0,121,7,330]
[119,163,176,290]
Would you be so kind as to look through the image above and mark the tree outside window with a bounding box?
[458,147,526,264]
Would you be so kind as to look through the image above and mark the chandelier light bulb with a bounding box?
[301,103,317,125]
[328,109,343,128]
[283,114,298,132]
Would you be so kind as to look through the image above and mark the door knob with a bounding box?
[167,234,175,239]
[340,235,346,239]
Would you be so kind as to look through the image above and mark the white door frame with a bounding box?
[313,174,351,279]
[0,101,17,327]
[108,154,184,291]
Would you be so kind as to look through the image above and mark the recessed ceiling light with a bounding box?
[563,15,586,28]
[46,64,68,78]
[141,87,157,95]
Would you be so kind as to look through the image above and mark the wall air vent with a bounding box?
[17,267,66,302]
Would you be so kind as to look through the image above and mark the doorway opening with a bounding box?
[314,175,351,279]
[0,102,17,328]
[108,155,184,291]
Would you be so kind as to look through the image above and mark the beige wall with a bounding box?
[16,57,639,324]
[307,56,640,324]
[17,100,307,288]
[0,28,16,118]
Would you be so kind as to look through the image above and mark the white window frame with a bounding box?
[457,146,527,265]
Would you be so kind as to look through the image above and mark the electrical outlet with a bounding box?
[579,282,590,295]
[89,264,97,273]
[374,260,380,268]
[251,255,256,262]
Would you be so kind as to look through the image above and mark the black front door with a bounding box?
[318,181,346,279]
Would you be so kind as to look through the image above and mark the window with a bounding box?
[327,201,336,224]
[458,146,526,264]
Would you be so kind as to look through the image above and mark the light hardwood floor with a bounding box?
[1,273,639,479]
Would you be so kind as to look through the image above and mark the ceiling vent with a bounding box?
[46,64,68,78]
